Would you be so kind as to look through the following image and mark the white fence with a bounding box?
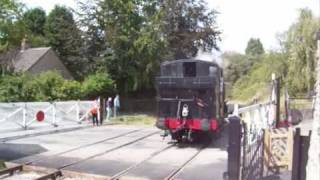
[234,102,274,144]
[0,100,96,130]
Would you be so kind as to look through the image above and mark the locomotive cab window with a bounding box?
[183,62,196,77]
[197,63,209,76]
[162,64,178,77]
[209,66,218,77]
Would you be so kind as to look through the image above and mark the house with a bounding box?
[12,47,73,79]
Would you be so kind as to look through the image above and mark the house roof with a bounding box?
[13,47,51,71]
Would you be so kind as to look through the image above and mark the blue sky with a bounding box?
[21,0,319,53]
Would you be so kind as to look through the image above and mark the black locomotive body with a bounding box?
[155,59,225,142]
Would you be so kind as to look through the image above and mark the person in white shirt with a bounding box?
[106,97,112,121]
[113,94,120,117]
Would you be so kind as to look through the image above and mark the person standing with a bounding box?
[90,105,98,126]
[106,97,112,121]
[114,94,120,117]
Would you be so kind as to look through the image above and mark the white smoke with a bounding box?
[194,49,223,68]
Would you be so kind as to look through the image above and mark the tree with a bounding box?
[76,0,108,75]
[161,0,221,59]
[245,38,264,56]
[82,72,114,98]
[284,8,319,95]
[96,0,167,92]
[231,52,287,101]
[223,52,251,85]
[0,0,25,51]
[91,0,220,92]
[45,5,83,78]
[23,8,46,35]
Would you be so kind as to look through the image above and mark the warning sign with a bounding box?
[36,111,45,122]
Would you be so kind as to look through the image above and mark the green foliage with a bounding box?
[0,0,25,49]
[284,8,319,95]
[28,34,49,47]
[0,73,45,101]
[0,71,114,102]
[97,0,167,92]
[229,8,320,102]
[82,72,114,98]
[245,38,265,56]
[23,8,46,35]
[58,80,82,100]
[0,160,5,169]
[91,0,220,92]
[231,52,287,101]
[162,0,221,59]
[45,5,83,78]
[223,52,255,85]
[76,1,106,75]
[34,71,65,101]
[112,114,155,125]
[1,0,221,96]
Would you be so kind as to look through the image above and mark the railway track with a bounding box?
[1,129,159,180]
[26,128,142,164]
[108,142,210,180]
[110,143,176,180]
[1,127,218,180]
[57,130,159,169]
[164,143,209,180]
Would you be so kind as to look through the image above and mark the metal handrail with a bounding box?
[238,102,272,114]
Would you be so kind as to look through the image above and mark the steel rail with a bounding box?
[26,129,142,165]
[164,143,209,180]
[0,165,23,176]
[110,143,176,180]
[34,170,62,180]
[57,131,159,170]
[2,129,153,180]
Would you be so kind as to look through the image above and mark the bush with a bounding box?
[82,72,114,98]
[34,71,65,101]
[0,73,37,102]
[0,71,115,102]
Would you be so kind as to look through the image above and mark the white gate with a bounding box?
[0,100,96,130]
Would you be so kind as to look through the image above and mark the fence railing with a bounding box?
[0,100,96,130]
[234,102,274,144]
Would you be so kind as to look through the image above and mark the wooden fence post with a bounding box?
[226,116,242,180]
[292,128,312,180]
[292,128,301,180]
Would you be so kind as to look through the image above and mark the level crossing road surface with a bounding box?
[0,124,228,180]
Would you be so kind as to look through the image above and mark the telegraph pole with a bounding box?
[306,31,320,180]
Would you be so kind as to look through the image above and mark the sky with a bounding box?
[21,0,319,53]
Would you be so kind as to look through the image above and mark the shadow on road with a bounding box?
[0,143,47,161]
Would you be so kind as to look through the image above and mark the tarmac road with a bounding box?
[0,124,228,180]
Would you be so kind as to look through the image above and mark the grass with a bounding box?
[289,99,314,110]
[0,160,6,169]
[111,114,156,126]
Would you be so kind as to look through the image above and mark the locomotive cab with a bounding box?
[155,59,225,142]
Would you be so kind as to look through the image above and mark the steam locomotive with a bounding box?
[155,59,226,142]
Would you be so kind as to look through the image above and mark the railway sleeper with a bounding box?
[2,162,108,180]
